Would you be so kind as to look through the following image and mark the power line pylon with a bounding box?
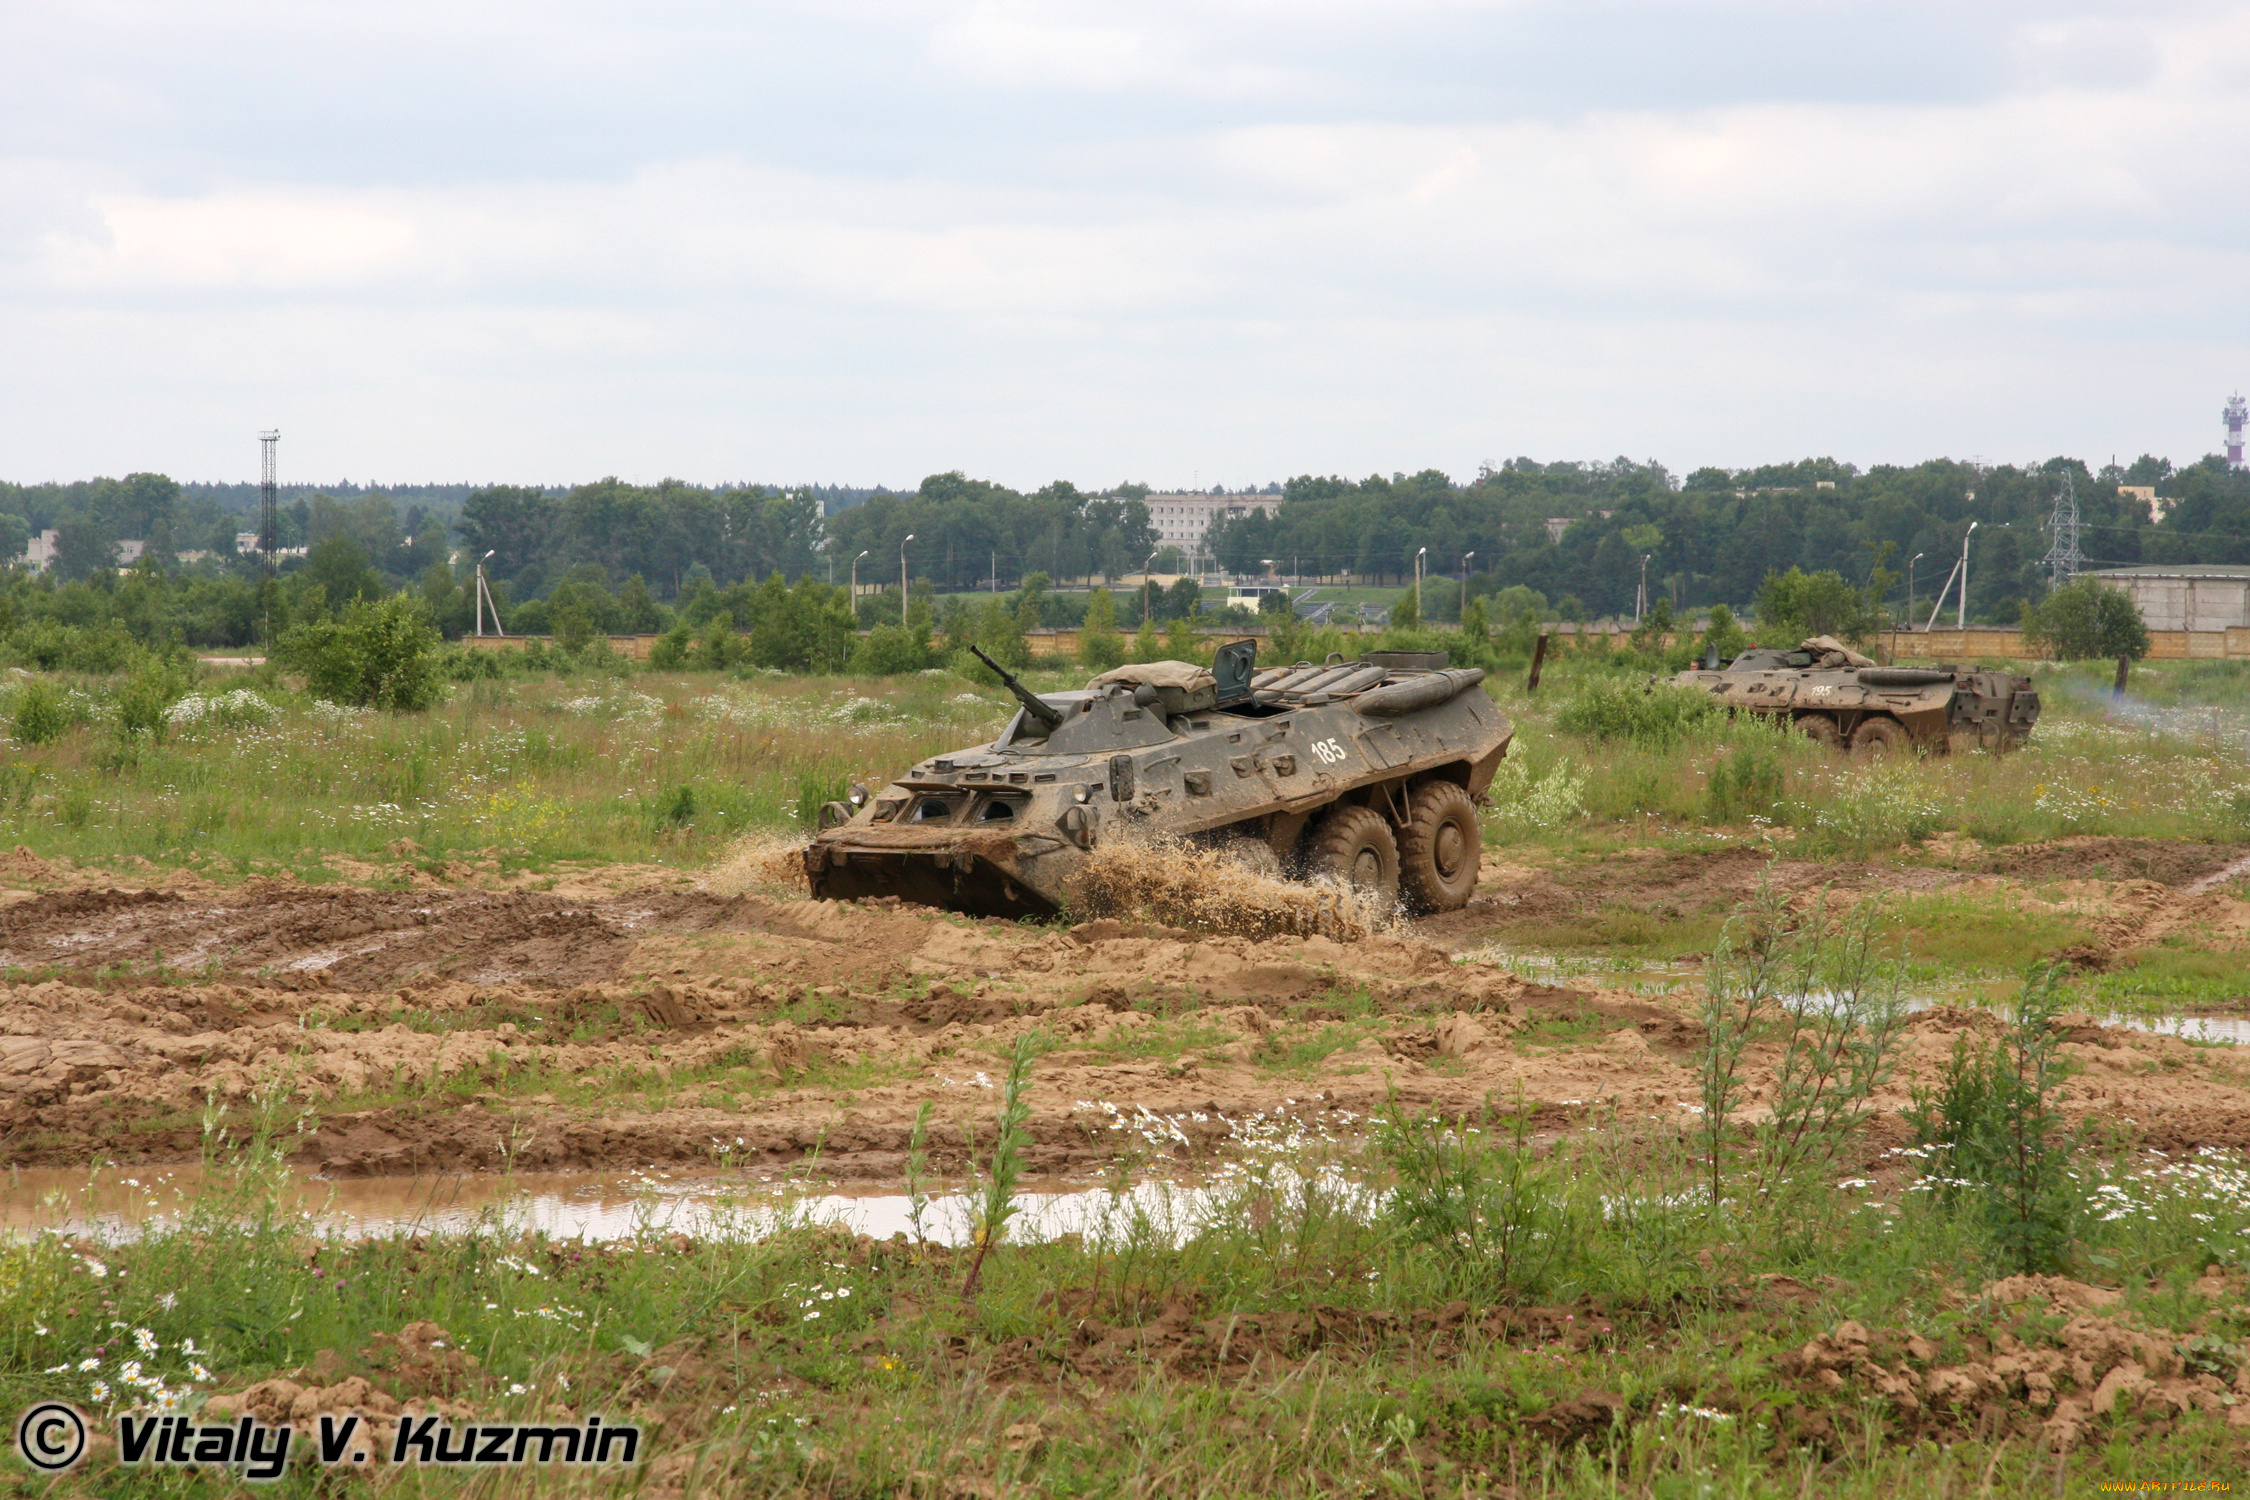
[2043,470,2083,591]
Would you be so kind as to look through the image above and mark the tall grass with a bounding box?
[0,669,1024,872]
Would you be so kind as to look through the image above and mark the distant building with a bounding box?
[2118,485,2165,523]
[1544,517,1572,543]
[2086,565,2250,631]
[1143,493,1273,566]
[21,532,155,572]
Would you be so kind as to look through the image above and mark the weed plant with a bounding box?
[1907,964,2080,1273]
[1696,878,1909,1220]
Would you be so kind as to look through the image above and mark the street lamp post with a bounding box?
[1415,546,1426,606]
[474,550,496,637]
[1461,551,1474,623]
[1958,521,1977,629]
[1907,552,1924,629]
[1637,554,1651,624]
[900,535,915,621]
[1143,549,1160,629]
[850,549,870,614]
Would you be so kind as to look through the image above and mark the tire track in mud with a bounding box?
[1,850,2248,1177]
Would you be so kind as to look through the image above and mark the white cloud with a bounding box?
[0,0,2246,482]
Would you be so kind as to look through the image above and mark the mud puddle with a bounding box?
[1,1166,1329,1248]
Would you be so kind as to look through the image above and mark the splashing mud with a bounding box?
[1064,833,1400,941]
[698,834,812,897]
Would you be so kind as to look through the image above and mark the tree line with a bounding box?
[6,452,2248,648]
[1207,453,2250,626]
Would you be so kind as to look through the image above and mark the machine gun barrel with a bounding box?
[969,644,1063,730]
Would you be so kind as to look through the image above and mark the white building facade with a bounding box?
[1143,493,1273,569]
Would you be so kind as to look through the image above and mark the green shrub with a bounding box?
[114,658,192,741]
[1375,1097,1573,1296]
[848,624,930,676]
[1554,678,1721,749]
[281,594,445,711]
[647,622,694,670]
[11,680,73,744]
[1907,964,2079,1273]
[1700,734,1786,824]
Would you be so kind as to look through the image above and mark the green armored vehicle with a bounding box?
[1670,635,2040,755]
[804,642,1513,919]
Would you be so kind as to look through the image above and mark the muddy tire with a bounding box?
[1397,782,1482,913]
[1304,805,1400,904]
[1852,716,1910,759]
[1798,714,1843,751]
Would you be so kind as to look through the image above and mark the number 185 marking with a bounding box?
[1309,737,1350,766]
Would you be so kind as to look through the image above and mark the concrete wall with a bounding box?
[2091,574,2250,633]
[460,633,662,660]
[455,622,2250,667]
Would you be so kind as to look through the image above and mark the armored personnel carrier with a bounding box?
[804,642,1512,919]
[1669,635,2039,755]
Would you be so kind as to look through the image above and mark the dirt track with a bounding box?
[2,838,2248,1178]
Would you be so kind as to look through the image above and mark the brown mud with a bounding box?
[2,837,2248,1178]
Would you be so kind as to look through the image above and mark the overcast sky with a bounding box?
[3,0,2246,489]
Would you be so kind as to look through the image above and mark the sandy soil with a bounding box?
[1,838,2247,1178]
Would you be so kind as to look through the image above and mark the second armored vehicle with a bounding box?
[804,643,1513,919]
[1670,635,2040,755]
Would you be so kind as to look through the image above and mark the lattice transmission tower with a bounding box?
[258,431,280,577]
[2043,470,2084,590]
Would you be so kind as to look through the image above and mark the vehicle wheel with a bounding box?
[1304,805,1400,905]
[1851,717,1910,759]
[1397,782,1482,913]
[1798,714,1843,751]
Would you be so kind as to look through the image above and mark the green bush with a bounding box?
[1554,678,1721,749]
[114,657,192,741]
[1375,1100,1574,1297]
[1701,734,1786,824]
[11,680,73,744]
[281,594,445,711]
[647,622,694,670]
[1907,965,2079,1273]
[847,624,930,676]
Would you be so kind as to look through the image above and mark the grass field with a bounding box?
[0,650,2241,879]
[5,1067,2248,1497]
[4,649,2250,1493]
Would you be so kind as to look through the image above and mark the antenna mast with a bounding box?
[2227,394,2247,471]
[2043,470,2083,590]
